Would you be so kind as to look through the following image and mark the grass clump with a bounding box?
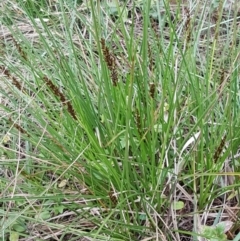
[0,0,240,240]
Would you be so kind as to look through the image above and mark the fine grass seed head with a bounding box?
[101,38,118,86]
[43,76,77,120]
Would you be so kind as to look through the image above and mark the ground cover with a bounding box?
[0,0,240,240]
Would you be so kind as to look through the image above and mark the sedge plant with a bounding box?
[0,0,240,240]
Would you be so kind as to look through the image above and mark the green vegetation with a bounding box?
[0,0,240,240]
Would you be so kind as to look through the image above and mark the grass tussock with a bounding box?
[0,0,240,240]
